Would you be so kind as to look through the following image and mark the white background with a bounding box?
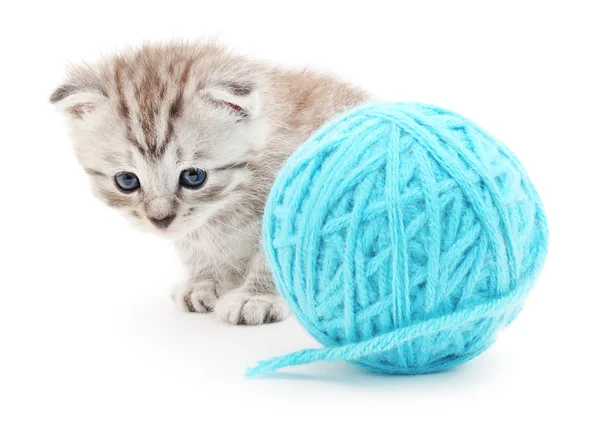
[1,1,598,423]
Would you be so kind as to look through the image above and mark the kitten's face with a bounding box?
[76,100,261,239]
[52,45,266,240]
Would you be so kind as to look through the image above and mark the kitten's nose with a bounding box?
[149,214,176,229]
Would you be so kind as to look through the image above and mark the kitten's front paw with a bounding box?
[215,290,289,325]
[172,281,218,313]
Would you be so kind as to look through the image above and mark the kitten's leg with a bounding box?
[172,278,218,313]
[215,251,289,325]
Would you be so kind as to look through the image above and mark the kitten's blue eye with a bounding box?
[180,168,207,189]
[115,172,140,192]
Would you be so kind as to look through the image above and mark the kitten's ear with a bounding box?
[50,86,106,119]
[50,66,106,120]
[205,83,261,119]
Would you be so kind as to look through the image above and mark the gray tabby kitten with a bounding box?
[51,42,369,325]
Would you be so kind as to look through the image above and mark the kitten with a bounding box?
[51,41,369,325]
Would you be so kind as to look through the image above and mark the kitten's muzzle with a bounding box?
[149,214,176,229]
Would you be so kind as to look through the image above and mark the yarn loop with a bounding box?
[248,103,548,376]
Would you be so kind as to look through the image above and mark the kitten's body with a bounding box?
[51,42,369,324]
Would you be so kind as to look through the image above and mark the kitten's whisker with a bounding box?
[209,218,256,237]
[207,222,254,240]
[199,228,230,284]
[208,225,247,272]
[205,228,245,277]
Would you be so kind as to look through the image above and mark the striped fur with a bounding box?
[51,41,370,325]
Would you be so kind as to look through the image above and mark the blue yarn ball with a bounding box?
[249,102,549,376]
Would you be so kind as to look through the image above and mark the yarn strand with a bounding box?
[246,280,530,377]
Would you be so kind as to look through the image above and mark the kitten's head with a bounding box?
[51,43,268,239]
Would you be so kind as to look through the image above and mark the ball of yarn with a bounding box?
[248,102,548,376]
